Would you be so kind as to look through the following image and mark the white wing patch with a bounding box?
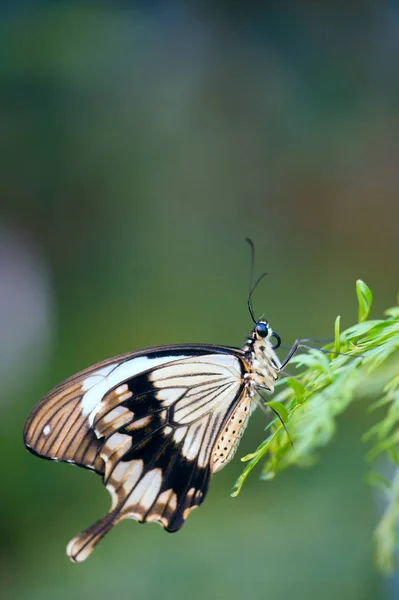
[146,354,243,465]
[81,354,194,425]
[126,468,163,511]
[151,355,242,428]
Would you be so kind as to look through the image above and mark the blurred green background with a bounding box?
[2,2,399,599]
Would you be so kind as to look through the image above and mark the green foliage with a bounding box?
[233,281,399,573]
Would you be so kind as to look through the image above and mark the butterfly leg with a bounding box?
[279,340,299,370]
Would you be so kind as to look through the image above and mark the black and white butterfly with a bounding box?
[23,242,298,562]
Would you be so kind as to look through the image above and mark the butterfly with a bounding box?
[23,241,298,562]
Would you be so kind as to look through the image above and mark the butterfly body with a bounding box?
[212,329,281,472]
[24,320,281,562]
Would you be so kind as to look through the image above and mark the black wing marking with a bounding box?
[66,353,246,562]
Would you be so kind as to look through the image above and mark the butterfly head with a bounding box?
[255,321,269,339]
[243,319,282,387]
[253,319,281,350]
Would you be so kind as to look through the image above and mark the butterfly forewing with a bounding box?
[24,346,249,562]
[23,347,218,470]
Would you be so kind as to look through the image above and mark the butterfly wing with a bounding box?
[24,346,220,471]
[24,346,247,562]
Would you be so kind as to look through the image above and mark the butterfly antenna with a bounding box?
[246,238,268,324]
[246,238,257,323]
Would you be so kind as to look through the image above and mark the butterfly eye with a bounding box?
[256,322,268,338]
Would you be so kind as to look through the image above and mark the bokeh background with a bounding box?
[2,2,399,599]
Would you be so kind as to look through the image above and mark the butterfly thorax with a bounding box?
[243,324,281,394]
[211,321,281,473]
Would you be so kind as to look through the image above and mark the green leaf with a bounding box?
[259,469,276,481]
[365,472,391,490]
[384,374,399,395]
[333,315,341,354]
[290,349,332,376]
[286,378,306,403]
[341,320,382,340]
[384,306,399,318]
[240,452,258,462]
[388,446,399,466]
[356,279,373,323]
[267,400,289,424]
[358,321,399,345]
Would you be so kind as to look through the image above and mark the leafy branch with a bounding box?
[232,280,399,573]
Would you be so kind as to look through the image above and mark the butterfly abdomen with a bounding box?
[211,394,253,472]
[210,332,281,473]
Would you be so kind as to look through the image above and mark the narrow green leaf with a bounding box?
[358,321,399,344]
[259,470,276,481]
[388,446,399,466]
[384,306,399,318]
[384,374,399,394]
[333,315,341,354]
[356,279,373,323]
[290,350,331,375]
[267,400,289,424]
[240,452,258,462]
[341,320,382,340]
[286,378,306,403]
[365,472,391,490]
[368,395,393,412]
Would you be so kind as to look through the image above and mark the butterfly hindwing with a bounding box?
[67,354,243,561]
[66,352,246,561]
